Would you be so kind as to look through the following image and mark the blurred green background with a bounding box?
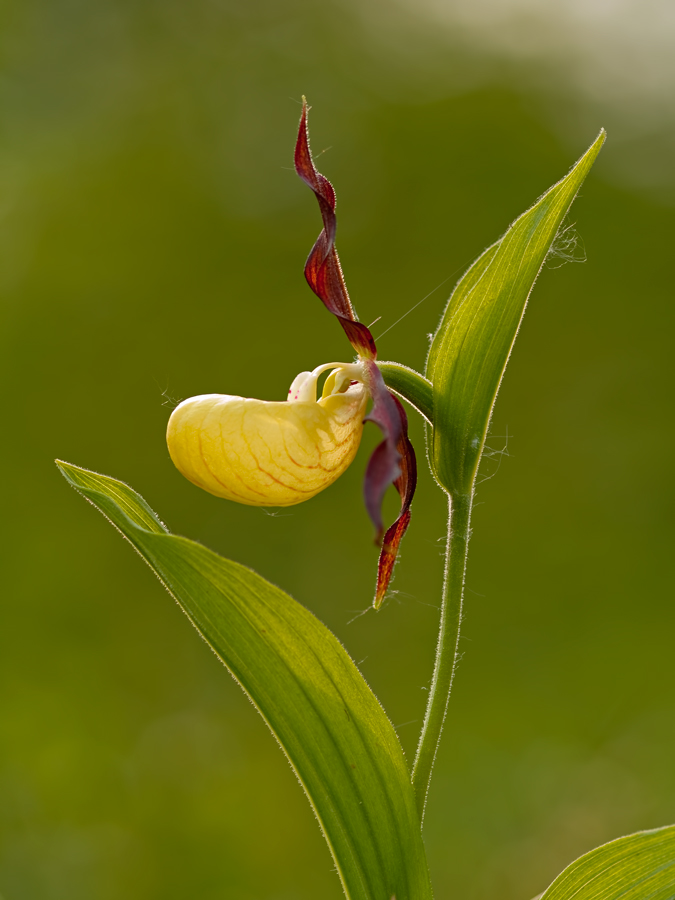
[2,0,674,897]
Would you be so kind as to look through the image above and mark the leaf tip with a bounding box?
[584,127,607,164]
[55,459,75,480]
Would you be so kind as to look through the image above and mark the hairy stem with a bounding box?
[376,361,434,426]
[412,490,473,824]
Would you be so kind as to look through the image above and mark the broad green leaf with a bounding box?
[56,461,433,900]
[427,130,605,496]
[539,824,675,900]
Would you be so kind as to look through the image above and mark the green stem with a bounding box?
[412,490,473,824]
[376,361,434,426]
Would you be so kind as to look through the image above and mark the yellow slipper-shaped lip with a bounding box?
[167,364,368,506]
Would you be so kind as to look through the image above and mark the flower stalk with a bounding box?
[412,489,473,822]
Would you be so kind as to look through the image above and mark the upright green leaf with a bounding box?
[539,824,675,900]
[56,461,432,900]
[427,130,605,495]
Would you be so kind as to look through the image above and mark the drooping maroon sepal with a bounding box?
[361,361,417,608]
[375,406,416,609]
[294,99,377,360]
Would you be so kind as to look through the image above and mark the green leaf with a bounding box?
[539,824,675,900]
[427,130,606,496]
[56,461,433,900]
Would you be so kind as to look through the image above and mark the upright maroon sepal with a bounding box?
[294,99,377,360]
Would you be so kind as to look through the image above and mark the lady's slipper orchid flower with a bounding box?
[167,99,417,608]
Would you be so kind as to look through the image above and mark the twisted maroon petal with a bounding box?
[375,417,416,610]
[294,99,377,359]
[361,361,418,609]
